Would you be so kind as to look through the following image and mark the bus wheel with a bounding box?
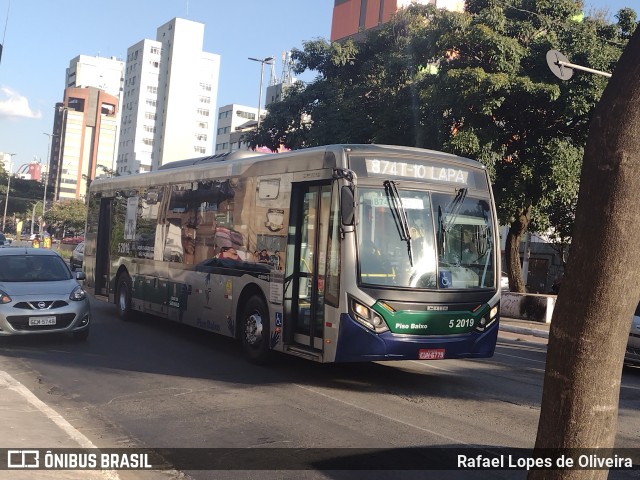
[240,296,270,364]
[116,274,133,321]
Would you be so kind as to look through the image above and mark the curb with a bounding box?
[500,323,549,339]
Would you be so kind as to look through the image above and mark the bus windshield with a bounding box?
[357,187,495,289]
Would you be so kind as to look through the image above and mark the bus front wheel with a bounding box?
[116,274,133,321]
[240,296,270,364]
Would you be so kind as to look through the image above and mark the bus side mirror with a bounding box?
[341,186,355,226]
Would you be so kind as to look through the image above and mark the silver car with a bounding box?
[0,249,90,340]
[70,242,85,271]
[626,303,640,366]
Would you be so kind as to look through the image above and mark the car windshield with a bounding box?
[0,255,72,282]
[356,187,495,289]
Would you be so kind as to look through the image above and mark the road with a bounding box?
[0,297,638,480]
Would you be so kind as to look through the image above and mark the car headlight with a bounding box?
[0,289,11,304]
[348,296,389,333]
[69,286,87,301]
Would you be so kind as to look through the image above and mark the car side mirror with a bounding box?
[75,271,86,281]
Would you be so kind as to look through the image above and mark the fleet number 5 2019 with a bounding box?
[449,318,475,328]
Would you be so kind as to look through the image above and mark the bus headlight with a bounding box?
[349,297,389,333]
[475,305,498,332]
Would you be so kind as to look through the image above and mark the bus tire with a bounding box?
[116,274,134,321]
[240,296,271,364]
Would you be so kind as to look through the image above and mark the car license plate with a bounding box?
[28,316,57,326]
[419,348,445,360]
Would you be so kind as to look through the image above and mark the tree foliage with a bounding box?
[247,1,635,292]
[43,200,87,235]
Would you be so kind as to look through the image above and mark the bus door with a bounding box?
[284,182,332,351]
[94,197,113,296]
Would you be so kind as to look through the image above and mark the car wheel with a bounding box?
[116,273,134,321]
[240,296,271,364]
[73,328,89,341]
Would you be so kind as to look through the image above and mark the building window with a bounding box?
[200,83,212,91]
[197,121,208,129]
[199,96,210,104]
[146,99,157,107]
[150,46,160,55]
[147,86,158,94]
[194,146,206,154]
[197,108,209,116]
[236,110,256,120]
[195,133,207,142]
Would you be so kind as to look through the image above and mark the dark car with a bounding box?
[0,233,10,246]
[0,248,90,340]
[70,242,85,271]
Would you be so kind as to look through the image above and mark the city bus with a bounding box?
[84,144,501,363]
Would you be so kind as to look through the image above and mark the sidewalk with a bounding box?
[0,371,178,480]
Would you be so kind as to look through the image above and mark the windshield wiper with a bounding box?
[443,188,467,231]
[383,180,413,267]
[438,188,468,263]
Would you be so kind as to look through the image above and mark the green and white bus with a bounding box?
[84,144,501,363]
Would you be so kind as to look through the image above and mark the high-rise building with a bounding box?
[66,55,124,98]
[116,18,221,174]
[331,0,465,42]
[50,87,119,201]
[45,55,124,202]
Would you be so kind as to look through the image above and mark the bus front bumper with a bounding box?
[334,313,498,363]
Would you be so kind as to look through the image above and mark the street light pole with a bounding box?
[2,153,17,233]
[248,56,274,130]
[42,133,57,233]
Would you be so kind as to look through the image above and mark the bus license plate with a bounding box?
[28,316,56,326]
[419,349,445,360]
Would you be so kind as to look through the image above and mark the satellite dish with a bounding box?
[547,50,573,80]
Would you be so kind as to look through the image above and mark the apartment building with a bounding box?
[215,104,262,154]
[116,17,221,174]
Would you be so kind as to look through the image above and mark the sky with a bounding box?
[0,0,634,173]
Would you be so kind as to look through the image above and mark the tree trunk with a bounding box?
[505,207,530,293]
[529,28,640,480]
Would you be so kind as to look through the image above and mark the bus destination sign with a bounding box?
[365,158,469,185]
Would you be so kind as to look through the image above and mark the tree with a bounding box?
[530,25,640,480]
[43,200,87,237]
[248,2,634,293]
[416,1,630,292]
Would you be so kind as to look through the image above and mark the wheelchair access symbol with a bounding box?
[8,450,40,468]
[439,271,452,288]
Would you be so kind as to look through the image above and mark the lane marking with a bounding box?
[0,371,120,480]
[494,351,546,364]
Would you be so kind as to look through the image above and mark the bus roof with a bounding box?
[91,144,484,190]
